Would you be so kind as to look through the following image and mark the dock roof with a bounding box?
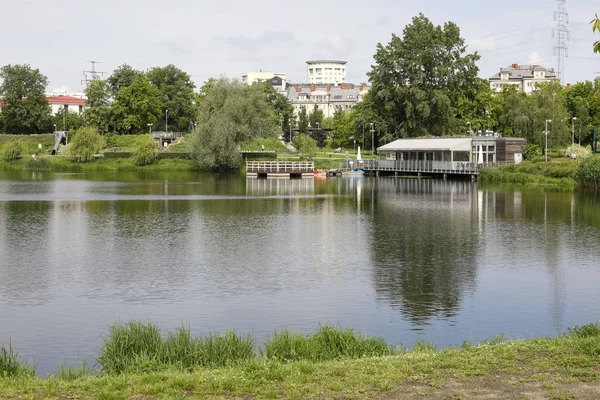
[378,138,472,152]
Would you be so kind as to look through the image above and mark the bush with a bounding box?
[568,323,600,338]
[132,135,158,166]
[102,152,133,159]
[66,127,106,163]
[524,143,542,160]
[564,144,592,160]
[575,155,600,190]
[0,140,23,161]
[241,151,277,160]
[293,134,317,157]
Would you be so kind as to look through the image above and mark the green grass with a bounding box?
[1,323,599,399]
[478,168,576,187]
[0,340,35,378]
[0,156,199,172]
[241,138,287,152]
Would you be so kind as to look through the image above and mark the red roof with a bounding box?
[47,96,86,105]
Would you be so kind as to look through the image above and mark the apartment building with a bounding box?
[489,64,557,95]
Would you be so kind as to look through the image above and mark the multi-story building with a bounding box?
[242,71,286,85]
[306,60,347,84]
[287,83,369,119]
[489,64,557,95]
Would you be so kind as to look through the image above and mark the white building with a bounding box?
[242,71,286,85]
[287,83,369,119]
[306,60,347,84]
[47,95,86,115]
[489,64,557,95]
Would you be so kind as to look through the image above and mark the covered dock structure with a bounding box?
[352,137,525,179]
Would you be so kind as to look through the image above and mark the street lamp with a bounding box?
[53,124,57,132]
[571,117,577,146]
[147,123,152,135]
[545,119,552,162]
[165,109,168,133]
[467,121,472,135]
[63,107,66,131]
[370,123,374,155]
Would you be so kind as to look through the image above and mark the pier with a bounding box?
[246,161,314,178]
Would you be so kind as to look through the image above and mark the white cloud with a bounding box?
[466,37,495,52]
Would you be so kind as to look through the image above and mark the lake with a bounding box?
[1,171,599,375]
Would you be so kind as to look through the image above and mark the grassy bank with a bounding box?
[479,157,578,188]
[0,156,199,172]
[1,322,599,399]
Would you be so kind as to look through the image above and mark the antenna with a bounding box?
[552,0,570,84]
[81,61,106,89]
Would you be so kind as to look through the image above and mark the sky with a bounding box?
[0,0,599,94]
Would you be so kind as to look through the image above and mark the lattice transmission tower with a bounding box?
[81,61,106,88]
[552,0,570,84]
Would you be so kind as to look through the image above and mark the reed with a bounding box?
[57,361,90,380]
[0,340,35,378]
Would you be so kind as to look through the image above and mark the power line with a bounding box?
[552,0,570,84]
[82,61,106,89]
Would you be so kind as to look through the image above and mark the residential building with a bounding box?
[306,60,347,84]
[47,95,86,115]
[242,71,286,85]
[488,64,557,95]
[287,83,369,119]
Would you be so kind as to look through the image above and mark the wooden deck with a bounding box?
[348,159,486,176]
[246,161,315,178]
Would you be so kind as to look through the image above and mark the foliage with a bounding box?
[264,325,392,363]
[254,82,295,137]
[456,79,500,134]
[592,14,600,53]
[0,340,35,378]
[189,78,279,171]
[83,79,112,134]
[330,107,358,148]
[565,81,600,145]
[107,64,144,98]
[293,134,317,157]
[308,104,324,129]
[0,64,51,134]
[478,168,575,187]
[132,134,157,166]
[58,362,91,380]
[297,106,309,134]
[112,75,163,134]
[368,14,480,139]
[52,107,84,131]
[66,127,106,163]
[147,64,196,132]
[564,144,592,160]
[0,140,23,161]
[568,322,600,338]
[524,143,542,160]
[575,155,600,190]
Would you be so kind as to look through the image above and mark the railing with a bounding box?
[151,131,185,140]
[246,161,314,173]
[346,159,488,174]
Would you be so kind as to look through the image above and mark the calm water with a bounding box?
[1,171,600,375]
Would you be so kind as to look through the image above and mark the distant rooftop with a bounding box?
[489,64,557,80]
[306,60,347,65]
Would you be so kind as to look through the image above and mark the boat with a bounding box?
[342,169,365,177]
[314,169,328,178]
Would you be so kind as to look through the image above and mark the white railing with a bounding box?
[246,161,314,173]
[348,159,485,174]
[151,131,185,140]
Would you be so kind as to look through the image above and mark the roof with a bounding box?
[47,96,86,105]
[378,138,473,152]
[489,64,557,81]
[286,83,370,102]
[306,60,347,65]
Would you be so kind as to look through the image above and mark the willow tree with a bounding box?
[190,78,279,171]
[368,14,480,138]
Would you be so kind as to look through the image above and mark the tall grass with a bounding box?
[0,340,35,378]
[264,325,393,362]
[97,322,255,374]
[58,361,91,380]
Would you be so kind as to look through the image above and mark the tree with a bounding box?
[83,79,112,134]
[52,107,84,131]
[368,14,480,138]
[297,106,309,134]
[293,134,317,157]
[147,65,196,132]
[592,14,600,53]
[254,82,295,137]
[308,104,324,129]
[132,134,158,166]
[0,64,51,134]
[189,78,279,171]
[111,75,163,134]
[330,107,358,148]
[107,64,143,99]
[532,81,570,150]
[456,79,500,135]
[65,127,106,163]
[565,81,597,145]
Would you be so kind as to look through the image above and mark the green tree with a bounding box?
[456,79,500,134]
[331,107,358,148]
[66,127,106,163]
[532,81,570,150]
[592,14,600,53]
[293,134,317,157]
[254,82,295,137]
[83,79,112,134]
[132,134,158,166]
[368,14,480,138]
[0,64,51,134]
[52,107,84,131]
[308,104,324,129]
[566,81,599,145]
[297,106,309,134]
[147,65,196,132]
[107,64,143,98]
[189,78,279,171]
[111,75,163,134]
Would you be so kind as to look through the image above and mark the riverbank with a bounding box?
[1,323,599,399]
[0,156,199,172]
[479,157,579,188]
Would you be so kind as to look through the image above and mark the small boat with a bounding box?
[342,169,365,177]
[314,169,328,178]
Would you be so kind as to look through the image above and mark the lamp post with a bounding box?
[467,121,472,135]
[165,109,168,133]
[147,123,152,135]
[545,119,552,162]
[571,117,577,146]
[53,124,57,132]
[63,107,66,131]
[370,123,374,155]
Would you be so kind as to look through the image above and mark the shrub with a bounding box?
[564,144,592,160]
[293,134,317,157]
[66,127,106,163]
[132,135,158,166]
[524,143,542,160]
[0,140,23,161]
[568,323,600,338]
[575,155,600,190]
